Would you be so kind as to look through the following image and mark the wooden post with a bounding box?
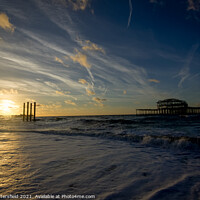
[34,102,36,121]
[26,102,29,121]
[30,103,32,121]
[23,103,25,121]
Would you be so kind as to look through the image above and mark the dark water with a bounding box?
[0,115,200,199]
[1,115,200,150]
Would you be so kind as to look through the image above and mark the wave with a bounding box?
[102,174,200,200]
[0,115,199,151]
[1,128,199,151]
[34,114,200,125]
[147,174,200,200]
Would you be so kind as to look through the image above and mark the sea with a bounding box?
[0,114,200,200]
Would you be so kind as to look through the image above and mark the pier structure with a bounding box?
[136,98,200,116]
[22,102,37,121]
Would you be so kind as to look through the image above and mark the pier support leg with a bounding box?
[34,102,36,121]
[30,103,32,121]
[23,103,25,121]
[26,102,29,121]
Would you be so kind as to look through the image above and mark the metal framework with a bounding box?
[136,98,200,115]
[157,98,188,109]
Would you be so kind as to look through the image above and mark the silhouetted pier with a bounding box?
[23,102,36,121]
[136,99,200,116]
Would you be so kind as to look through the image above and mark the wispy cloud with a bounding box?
[54,56,65,65]
[68,0,90,11]
[177,67,190,88]
[45,82,60,90]
[0,13,15,32]
[86,88,95,96]
[70,49,91,68]
[56,90,71,95]
[92,97,106,107]
[81,40,105,54]
[65,100,76,106]
[0,89,18,95]
[25,98,37,103]
[40,103,62,109]
[150,0,200,11]
[78,79,95,96]
[0,50,82,96]
[65,94,78,100]
[0,0,169,113]
[149,0,164,5]
[176,44,199,87]
[187,0,200,11]
[123,90,127,95]
[148,79,160,83]
[54,56,69,67]
[150,0,158,3]
[127,0,133,28]
[55,56,63,64]
[78,79,88,85]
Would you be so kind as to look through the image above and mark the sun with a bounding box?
[0,100,19,115]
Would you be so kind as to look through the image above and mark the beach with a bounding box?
[0,115,200,200]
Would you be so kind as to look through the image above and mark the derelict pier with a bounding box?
[136,99,200,116]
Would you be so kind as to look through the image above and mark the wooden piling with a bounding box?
[30,103,32,121]
[34,102,36,121]
[26,102,29,121]
[23,103,25,121]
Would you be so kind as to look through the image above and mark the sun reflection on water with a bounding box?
[0,132,32,194]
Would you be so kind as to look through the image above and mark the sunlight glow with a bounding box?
[0,100,19,115]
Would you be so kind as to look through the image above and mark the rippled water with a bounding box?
[0,115,200,199]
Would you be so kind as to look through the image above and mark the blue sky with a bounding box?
[0,0,199,116]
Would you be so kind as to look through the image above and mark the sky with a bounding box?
[0,0,199,116]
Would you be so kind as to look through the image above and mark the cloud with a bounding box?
[56,90,71,95]
[65,100,76,106]
[148,79,160,83]
[0,13,15,32]
[54,56,69,67]
[0,89,18,95]
[78,79,88,85]
[78,79,95,96]
[92,97,106,107]
[123,90,127,94]
[54,56,64,64]
[0,2,166,112]
[149,0,164,5]
[45,82,60,90]
[86,88,95,96]
[82,40,105,54]
[65,94,78,100]
[64,55,69,60]
[150,0,158,3]
[127,0,133,28]
[187,0,200,11]
[68,0,90,11]
[176,44,199,87]
[177,66,190,88]
[40,103,62,109]
[70,49,91,68]
[25,98,36,103]
[0,49,82,95]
